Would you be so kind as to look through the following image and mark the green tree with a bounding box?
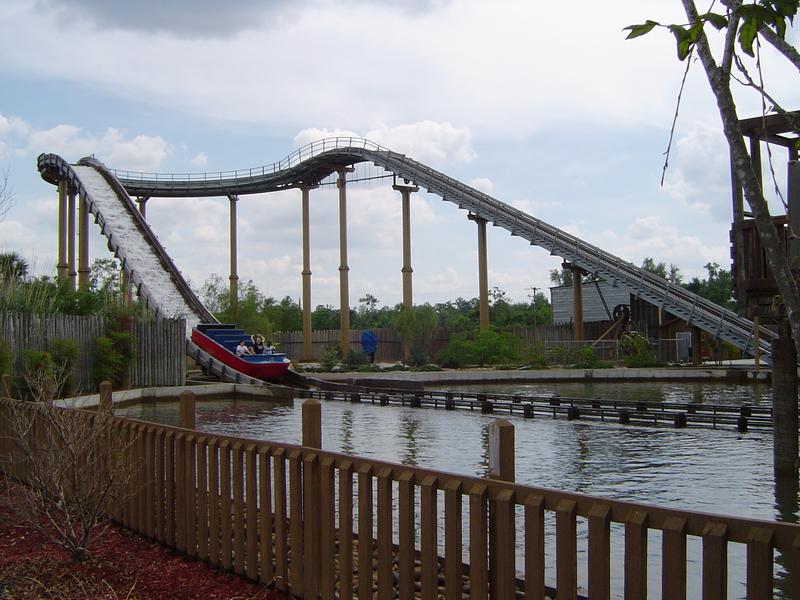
[626,0,800,353]
[549,267,573,287]
[393,304,438,365]
[641,257,683,284]
[0,251,29,283]
[684,262,735,309]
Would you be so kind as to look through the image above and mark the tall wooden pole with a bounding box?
[338,169,352,358]
[77,192,90,290]
[301,185,316,361]
[394,183,419,309]
[469,214,490,330]
[228,195,239,316]
[57,179,68,281]
[572,266,583,342]
[67,187,77,291]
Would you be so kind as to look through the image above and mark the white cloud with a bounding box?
[511,198,561,215]
[0,113,171,170]
[190,152,208,167]
[470,177,493,194]
[294,121,475,165]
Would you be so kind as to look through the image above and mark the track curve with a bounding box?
[110,137,773,359]
[37,153,266,386]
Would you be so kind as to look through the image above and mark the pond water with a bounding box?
[119,380,793,598]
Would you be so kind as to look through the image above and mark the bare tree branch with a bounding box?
[0,167,13,221]
[759,24,800,73]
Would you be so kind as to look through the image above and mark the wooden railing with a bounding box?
[1,393,799,599]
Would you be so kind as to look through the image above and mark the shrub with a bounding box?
[572,345,601,369]
[319,344,340,371]
[344,349,368,370]
[621,334,660,368]
[437,328,520,368]
[91,337,123,388]
[49,338,80,397]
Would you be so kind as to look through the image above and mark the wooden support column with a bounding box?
[57,179,68,281]
[78,192,90,290]
[228,195,239,316]
[67,187,77,291]
[487,419,515,599]
[468,214,490,330]
[300,185,316,361]
[393,182,419,309]
[773,319,798,476]
[753,316,761,371]
[337,168,353,358]
[137,196,149,219]
[571,266,583,342]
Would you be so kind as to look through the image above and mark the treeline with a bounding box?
[198,273,553,339]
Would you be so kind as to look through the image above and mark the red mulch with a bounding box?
[0,485,283,599]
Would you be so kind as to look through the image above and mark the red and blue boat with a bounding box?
[191,323,291,380]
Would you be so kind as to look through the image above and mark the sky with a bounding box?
[1,0,798,312]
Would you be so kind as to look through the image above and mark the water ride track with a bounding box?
[37,153,264,386]
[111,137,774,359]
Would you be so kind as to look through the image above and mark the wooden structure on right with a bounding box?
[730,111,800,318]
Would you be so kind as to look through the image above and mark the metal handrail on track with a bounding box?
[111,140,774,359]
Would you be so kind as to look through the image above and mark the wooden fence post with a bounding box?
[99,380,113,412]
[180,390,196,430]
[488,419,515,599]
[302,399,321,448]
[2,373,12,399]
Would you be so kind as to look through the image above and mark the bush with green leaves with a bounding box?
[91,336,122,387]
[437,328,520,368]
[344,349,369,370]
[572,345,601,369]
[520,341,548,369]
[621,334,660,368]
[319,344,340,371]
[49,337,80,397]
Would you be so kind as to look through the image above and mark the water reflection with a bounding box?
[340,410,355,455]
[399,413,421,466]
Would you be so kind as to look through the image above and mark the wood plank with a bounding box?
[184,434,197,557]
[245,443,258,581]
[303,453,321,599]
[319,456,336,599]
[420,475,438,600]
[397,471,416,600]
[703,522,728,600]
[164,431,176,548]
[196,437,209,561]
[338,460,354,600]
[232,443,245,575]
[438,479,459,600]
[524,493,544,600]
[273,449,288,592]
[258,447,274,585]
[494,489,516,600]
[174,431,186,552]
[746,527,773,600]
[376,467,393,600]
[154,429,165,543]
[288,449,304,596]
[219,440,233,571]
[357,464,374,600]
[207,439,220,566]
[662,516,687,600]
[625,510,648,600]
[588,503,611,600]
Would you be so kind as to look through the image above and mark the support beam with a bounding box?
[67,187,77,291]
[228,195,239,317]
[78,192,90,290]
[57,179,68,281]
[691,326,702,366]
[468,214,490,330]
[338,168,353,358]
[137,196,149,219]
[571,266,583,342]
[393,182,419,310]
[300,184,317,361]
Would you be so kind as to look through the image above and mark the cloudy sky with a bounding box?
[1,0,798,311]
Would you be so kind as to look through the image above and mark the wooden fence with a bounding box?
[278,321,651,363]
[1,394,798,599]
[0,313,185,389]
